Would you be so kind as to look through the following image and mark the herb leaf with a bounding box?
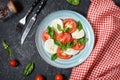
[77,21,83,31]
[57,24,63,31]
[47,26,55,39]
[2,40,12,56]
[54,40,62,47]
[63,28,71,32]
[24,61,34,76]
[67,0,80,6]
[57,24,71,32]
[51,54,57,61]
[66,42,74,48]
[78,37,88,44]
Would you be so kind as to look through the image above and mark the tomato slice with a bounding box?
[42,30,50,41]
[57,48,71,59]
[55,32,71,44]
[63,18,77,33]
[72,43,85,50]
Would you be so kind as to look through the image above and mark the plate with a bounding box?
[35,10,94,68]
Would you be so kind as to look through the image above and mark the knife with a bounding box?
[21,0,47,45]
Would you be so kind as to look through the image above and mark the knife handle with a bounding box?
[35,0,47,16]
[25,0,40,17]
[32,0,40,8]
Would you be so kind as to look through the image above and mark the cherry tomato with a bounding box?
[72,43,85,50]
[35,75,44,80]
[57,48,71,59]
[9,59,17,67]
[55,74,64,80]
[55,32,71,44]
[42,30,50,41]
[63,18,77,33]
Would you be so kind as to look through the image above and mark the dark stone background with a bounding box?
[0,0,120,80]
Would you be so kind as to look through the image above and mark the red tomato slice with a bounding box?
[72,43,85,50]
[42,30,50,41]
[63,18,77,33]
[55,32,71,44]
[57,48,71,59]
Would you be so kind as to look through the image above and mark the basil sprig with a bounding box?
[67,0,80,6]
[24,61,34,76]
[54,40,74,51]
[47,26,55,39]
[2,40,12,56]
[78,37,88,44]
[51,54,57,61]
[57,24,71,32]
[77,21,83,31]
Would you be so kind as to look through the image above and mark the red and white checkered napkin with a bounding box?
[70,0,120,80]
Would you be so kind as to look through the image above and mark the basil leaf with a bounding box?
[66,42,74,48]
[24,61,34,76]
[61,44,67,51]
[77,21,83,31]
[78,37,88,44]
[51,54,57,61]
[47,26,55,39]
[54,40,62,47]
[67,0,80,6]
[2,40,12,56]
[63,28,71,32]
[57,24,63,31]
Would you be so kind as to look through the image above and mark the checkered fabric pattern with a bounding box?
[70,0,120,80]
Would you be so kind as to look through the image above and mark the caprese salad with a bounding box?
[42,18,88,61]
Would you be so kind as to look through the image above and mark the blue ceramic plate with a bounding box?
[35,10,94,68]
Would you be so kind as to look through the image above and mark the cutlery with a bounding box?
[16,0,40,32]
[21,0,47,45]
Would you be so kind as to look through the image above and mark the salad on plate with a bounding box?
[41,18,88,61]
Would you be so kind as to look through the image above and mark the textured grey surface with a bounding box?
[0,0,119,80]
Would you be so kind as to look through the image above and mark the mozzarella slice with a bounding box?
[64,48,79,55]
[72,29,85,39]
[44,39,58,54]
[50,18,63,33]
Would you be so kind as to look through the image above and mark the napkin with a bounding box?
[70,0,120,80]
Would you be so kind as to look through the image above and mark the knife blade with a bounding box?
[21,0,47,45]
[21,16,36,45]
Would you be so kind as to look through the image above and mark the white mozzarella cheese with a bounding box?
[72,29,85,39]
[64,48,79,55]
[44,39,58,54]
[50,18,63,33]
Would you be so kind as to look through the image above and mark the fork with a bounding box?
[16,0,40,32]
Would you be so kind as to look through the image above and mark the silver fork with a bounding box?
[16,0,40,32]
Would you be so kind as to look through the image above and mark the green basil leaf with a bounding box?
[61,44,67,51]
[47,26,55,39]
[54,40,62,47]
[63,28,71,32]
[67,0,80,6]
[24,61,34,76]
[51,54,57,61]
[6,47,12,56]
[2,40,12,56]
[57,24,63,31]
[78,37,88,44]
[77,21,83,31]
[66,42,74,48]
